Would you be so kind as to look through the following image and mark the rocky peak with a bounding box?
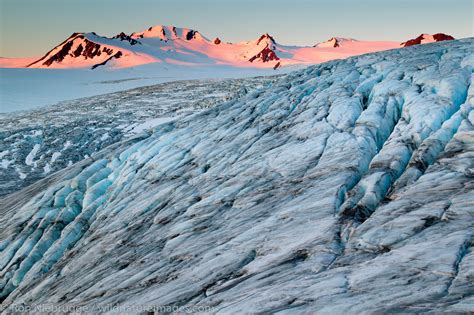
[27,33,122,69]
[401,33,454,47]
[130,25,204,41]
[113,32,139,45]
[314,37,356,48]
[257,33,276,45]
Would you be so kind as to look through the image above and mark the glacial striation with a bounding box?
[0,39,473,313]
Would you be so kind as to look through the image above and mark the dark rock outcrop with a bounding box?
[249,45,279,63]
[113,32,139,45]
[91,51,123,69]
[401,33,454,47]
[257,33,276,45]
[186,30,197,40]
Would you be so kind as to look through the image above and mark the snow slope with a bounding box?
[3,25,409,70]
[0,57,39,68]
[0,39,473,313]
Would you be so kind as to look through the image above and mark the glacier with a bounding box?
[0,77,276,196]
[0,39,473,313]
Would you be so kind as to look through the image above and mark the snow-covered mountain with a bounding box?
[26,32,156,69]
[314,37,357,48]
[129,25,204,41]
[2,24,455,70]
[22,26,294,69]
[0,39,472,313]
[401,33,455,47]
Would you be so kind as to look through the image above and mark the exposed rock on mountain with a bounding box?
[112,32,140,45]
[401,33,455,47]
[314,37,356,48]
[16,25,405,70]
[7,27,460,71]
[256,33,276,45]
[130,25,204,41]
[248,33,280,63]
[27,33,126,69]
[248,45,279,63]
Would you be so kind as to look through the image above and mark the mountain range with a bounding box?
[0,25,454,70]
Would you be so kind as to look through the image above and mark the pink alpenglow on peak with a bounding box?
[248,33,280,63]
[401,33,455,47]
[130,25,206,41]
[25,32,156,69]
[112,32,140,45]
[256,33,276,45]
[314,37,357,48]
[0,25,456,70]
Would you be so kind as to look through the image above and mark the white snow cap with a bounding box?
[130,25,205,41]
[314,37,357,48]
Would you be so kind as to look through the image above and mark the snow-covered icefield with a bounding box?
[0,39,473,313]
[0,64,290,113]
[0,76,277,196]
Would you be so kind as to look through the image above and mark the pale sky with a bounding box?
[1,0,473,57]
